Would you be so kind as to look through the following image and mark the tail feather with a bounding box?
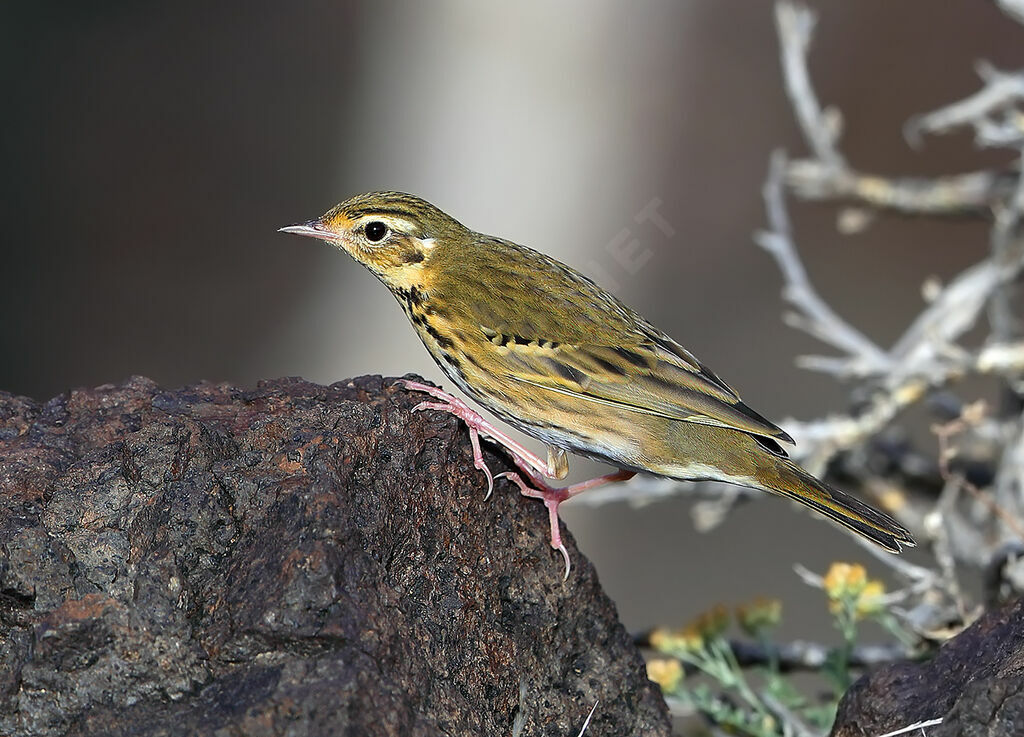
[762,461,916,552]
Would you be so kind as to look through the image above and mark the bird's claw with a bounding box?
[404,391,496,500]
[475,449,495,500]
[497,470,574,578]
[400,378,605,580]
[557,543,571,581]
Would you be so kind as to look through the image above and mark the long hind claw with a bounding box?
[409,396,496,499]
[467,426,495,500]
[556,543,571,581]
[498,470,574,580]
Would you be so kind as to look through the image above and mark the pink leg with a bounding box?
[399,380,558,479]
[398,379,636,579]
[499,469,635,579]
[408,397,496,499]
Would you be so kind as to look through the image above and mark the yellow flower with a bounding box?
[693,604,731,640]
[678,625,705,652]
[823,562,868,600]
[736,597,782,637]
[823,562,887,619]
[649,604,731,656]
[648,627,671,652]
[650,625,704,654]
[646,658,683,692]
[854,579,886,618]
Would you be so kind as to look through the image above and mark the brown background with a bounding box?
[2,1,1019,644]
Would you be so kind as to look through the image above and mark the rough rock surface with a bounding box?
[832,595,1024,737]
[0,375,670,737]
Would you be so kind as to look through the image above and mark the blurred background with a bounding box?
[2,1,1021,648]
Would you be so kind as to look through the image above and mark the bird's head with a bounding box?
[280,191,468,290]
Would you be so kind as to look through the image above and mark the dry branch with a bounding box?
[581,3,1024,615]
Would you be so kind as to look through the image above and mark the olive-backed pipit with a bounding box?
[281,191,914,577]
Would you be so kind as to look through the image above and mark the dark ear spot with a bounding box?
[406,250,425,264]
[752,435,788,458]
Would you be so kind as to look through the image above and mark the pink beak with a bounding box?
[278,220,336,241]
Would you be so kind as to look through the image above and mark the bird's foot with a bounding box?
[497,468,636,580]
[399,380,498,497]
[398,379,553,497]
[397,379,635,579]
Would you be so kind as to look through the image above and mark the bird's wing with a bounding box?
[440,238,792,444]
[501,331,792,444]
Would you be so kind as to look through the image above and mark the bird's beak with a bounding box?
[278,219,339,242]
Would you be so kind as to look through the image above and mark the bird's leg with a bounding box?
[498,468,635,579]
[398,379,635,578]
[398,380,563,495]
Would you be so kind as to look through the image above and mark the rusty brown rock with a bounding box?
[0,375,670,737]
[832,596,1024,737]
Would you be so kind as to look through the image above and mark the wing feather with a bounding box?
[430,236,793,445]
[504,338,792,443]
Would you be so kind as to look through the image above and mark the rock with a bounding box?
[0,376,670,737]
[832,595,1024,737]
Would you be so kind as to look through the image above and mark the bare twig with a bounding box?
[775,2,846,170]
[988,150,1024,352]
[929,477,969,620]
[787,161,1014,218]
[756,152,891,377]
[933,405,1024,543]
[874,718,944,737]
[511,678,528,737]
[778,4,1024,232]
[993,413,1024,527]
[577,2,1024,602]
[574,474,753,508]
[888,262,1003,382]
[575,701,599,737]
[906,62,1024,147]
[781,341,1024,459]
[995,0,1024,25]
[729,638,910,672]
[776,1,1020,225]
[990,152,1024,263]
[976,340,1024,373]
[982,541,1024,606]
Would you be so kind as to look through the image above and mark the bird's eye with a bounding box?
[365,221,389,243]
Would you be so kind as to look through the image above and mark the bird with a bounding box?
[280,191,915,577]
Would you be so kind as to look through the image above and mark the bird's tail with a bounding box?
[759,459,916,552]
